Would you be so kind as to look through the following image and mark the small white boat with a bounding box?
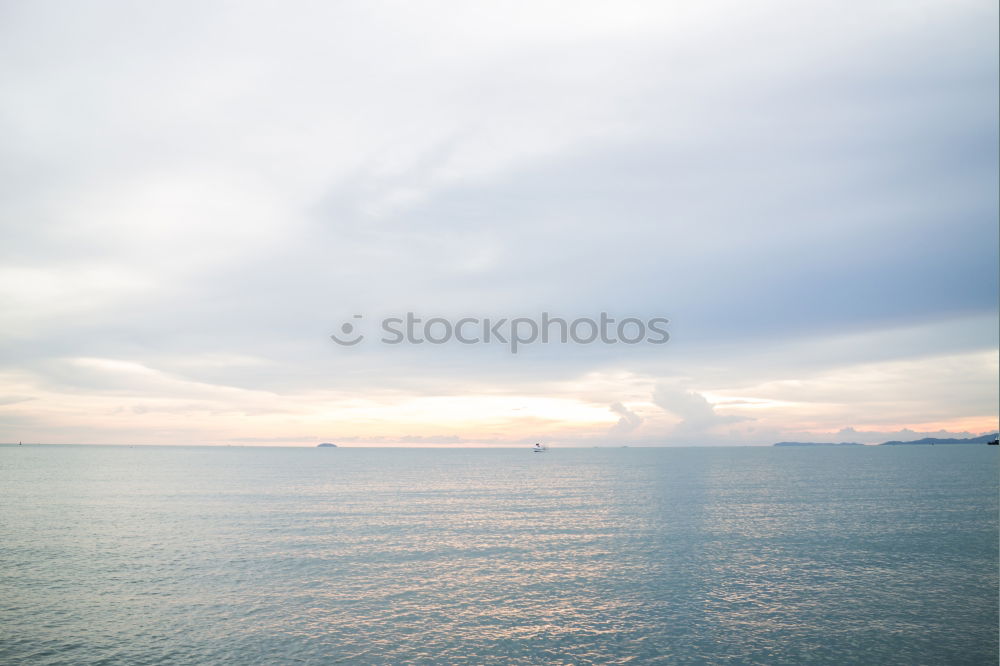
[532,442,547,453]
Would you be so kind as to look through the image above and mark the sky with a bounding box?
[0,0,997,447]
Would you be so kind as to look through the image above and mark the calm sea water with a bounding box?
[1,445,997,665]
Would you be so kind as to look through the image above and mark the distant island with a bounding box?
[774,434,998,447]
[879,434,998,446]
[317,442,338,448]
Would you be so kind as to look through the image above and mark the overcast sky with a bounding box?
[1,0,997,446]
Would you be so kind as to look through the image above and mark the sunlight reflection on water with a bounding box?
[1,445,997,664]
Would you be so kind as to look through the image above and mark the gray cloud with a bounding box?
[609,402,643,434]
[652,384,748,434]
[0,1,995,444]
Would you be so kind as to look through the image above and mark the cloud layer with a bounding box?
[0,1,996,445]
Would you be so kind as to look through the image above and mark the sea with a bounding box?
[1,445,997,665]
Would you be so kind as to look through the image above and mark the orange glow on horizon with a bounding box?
[801,416,999,437]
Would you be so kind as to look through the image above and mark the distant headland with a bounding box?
[317,442,338,448]
[774,434,999,447]
[879,434,999,446]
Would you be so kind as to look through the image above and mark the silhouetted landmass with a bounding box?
[879,434,998,446]
[317,442,338,448]
[774,441,863,447]
[773,434,999,447]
